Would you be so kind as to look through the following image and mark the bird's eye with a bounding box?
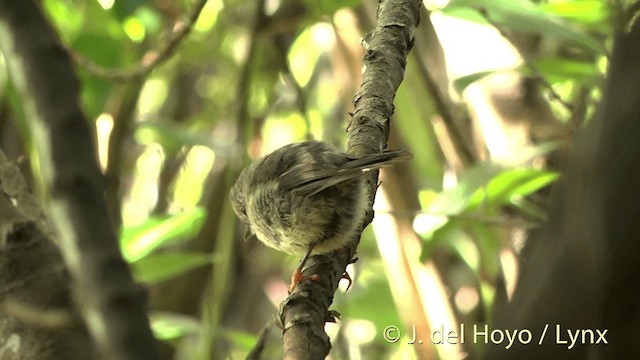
[236,205,248,222]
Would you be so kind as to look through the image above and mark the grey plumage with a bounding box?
[229,140,411,256]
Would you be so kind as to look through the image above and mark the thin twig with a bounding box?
[67,0,208,81]
[105,81,144,229]
[412,49,476,166]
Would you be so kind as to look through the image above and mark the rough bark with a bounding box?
[278,0,422,358]
[0,193,93,360]
[0,0,158,359]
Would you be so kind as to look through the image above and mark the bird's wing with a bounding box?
[278,149,411,197]
[278,163,364,196]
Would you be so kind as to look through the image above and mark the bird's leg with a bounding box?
[340,253,359,292]
[289,243,319,293]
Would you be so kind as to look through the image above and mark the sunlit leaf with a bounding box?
[223,329,259,351]
[262,111,308,147]
[150,311,200,340]
[418,157,558,237]
[194,0,224,32]
[414,163,503,237]
[539,1,609,25]
[123,17,146,42]
[288,24,327,87]
[448,229,480,271]
[132,251,216,284]
[467,222,501,279]
[443,0,606,54]
[121,207,206,262]
[173,146,217,209]
[425,162,504,215]
[482,168,559,204]
[526,58,601,85]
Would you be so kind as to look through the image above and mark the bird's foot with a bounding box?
[340,271,353,292]
[289,269,320,293]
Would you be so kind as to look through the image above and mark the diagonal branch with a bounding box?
[0,0,159,359]
[68,0,207,81]
[278,1,422,358]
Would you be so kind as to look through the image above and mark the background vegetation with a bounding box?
[0,0,631,359]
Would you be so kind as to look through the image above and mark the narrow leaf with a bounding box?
[121,207,206,262]
[132,251,216,284]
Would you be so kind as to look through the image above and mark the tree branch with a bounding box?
[0,0,159,359]
[0,190,93,360]
[278,1,422,358]
[68,0,207,81]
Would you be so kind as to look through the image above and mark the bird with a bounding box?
[229,140,411,291]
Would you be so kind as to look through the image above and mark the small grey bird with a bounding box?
[230,140,411,290]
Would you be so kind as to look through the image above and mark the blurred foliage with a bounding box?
[0,0,621,358]
[121,207,206,261]
[443,0,607,54]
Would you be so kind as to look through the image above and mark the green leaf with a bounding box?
[467,222,501,279]
[453,70,497,94]
[132,251,216,284]
[539,1,609,25]
[447,229,480,271]
[223,329,260,351]
[417,155,558,237]
[443,0,606,54]
[526,58,601,85]
[510,196,548,220]
[483,168,559,204]
[121,207,206,262]
[288,26,324,87]
[150,311,200,341]
[414,163,503,237]
[425,162,504,215]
